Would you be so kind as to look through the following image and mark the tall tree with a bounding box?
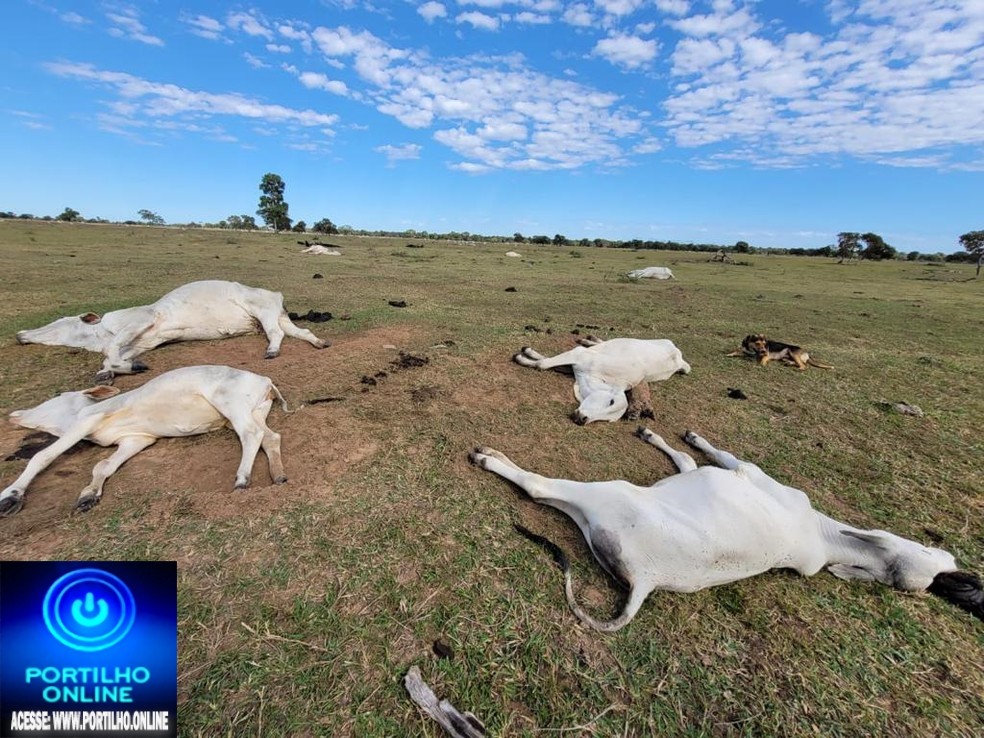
[257,173,291,231]
[312,218,337,234]
[56,207,81,222]
[959,230,984,277]
[860,232,896,260]
[836,232,861,263]
[138,209,165,225]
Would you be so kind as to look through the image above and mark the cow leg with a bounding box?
[683,431,743,470]
[514,346,585,371]
[100,321,156,379]
[253,311,287,358]
[635,427,697,473]
[216,402,271,488]
[576,335,603,347]
[278,314,328,350]
[254,406,287,484]
[75,436,157,513]
[469,446,610,529]
[0,422,100,516]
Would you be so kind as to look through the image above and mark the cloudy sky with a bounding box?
[3,0,982,250]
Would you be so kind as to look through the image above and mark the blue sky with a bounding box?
[2,1,982,251]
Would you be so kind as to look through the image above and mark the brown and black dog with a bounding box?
[727,334,833,370]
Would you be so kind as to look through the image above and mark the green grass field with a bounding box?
[1,220,981,737]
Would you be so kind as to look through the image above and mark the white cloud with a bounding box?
[300,24,648,171]
[418,2,448,23]
[515,12,551,24]
[655,0,689,15]
[183,14,223,40]
[60,12,88,25]
[593,33,658,69]
[297,71,349,96]
[266,43,291,53]
[561,3,594,26]
[278,24,313,53]
[456,11,501,31]
[375,143,422,164]
[44,62,339,142]
[226,11,274,40]
[594,0,645,17]
[243,53,269,69]
[106,7,164,46]
[660,0,984,169]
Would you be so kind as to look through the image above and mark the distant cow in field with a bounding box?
[301,245,341,255]
[627,267,674,280]
[514,336,690,424]
[0,366,289,516]
[470,429,983,630]
[505,251,521,257]
[16,280,328,382]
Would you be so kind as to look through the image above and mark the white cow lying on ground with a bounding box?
[627,266,674,280]
[0,366,289,517]
[470,429,983,631]
[16,280,328,382]
[514,336,690,424]
[301,245,341,255]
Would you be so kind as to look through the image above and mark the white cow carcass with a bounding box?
[470,429,981,631]
[16,280,328,382]
[301,245,341,255]
[505,251,522,257]
[0,366,289,516]
[628,266,674,280]
[514,336,690,424]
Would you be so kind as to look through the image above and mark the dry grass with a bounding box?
[1,220,982,737]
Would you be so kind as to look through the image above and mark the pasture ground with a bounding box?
[0,220,982,737]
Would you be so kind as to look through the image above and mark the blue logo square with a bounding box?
[0,561,177,737]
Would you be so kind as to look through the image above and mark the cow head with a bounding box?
[9,385,121,436]
[572,385,628,424]
[16,313,108,352]
[827,529,957,591]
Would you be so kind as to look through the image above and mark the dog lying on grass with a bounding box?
[728,334,833,370]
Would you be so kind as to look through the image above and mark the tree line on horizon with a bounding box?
[2,171,981,267]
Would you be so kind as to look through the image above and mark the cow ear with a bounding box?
[82,386,121,401]
[841,529,890,550]
[80,313,102,324]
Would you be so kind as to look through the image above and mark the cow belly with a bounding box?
[87,396,228,444]
[148,312,258,345]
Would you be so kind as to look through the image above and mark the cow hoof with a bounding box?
[317,341,331,349]
[264,351,279,360]
[635,426,649,438]
[73,497,99,514]
[683,430,699,445]
[131,360,149,373]
[0,496,24,517]
[234,479,250,490]
[273,475,288,485]
[468,448,487,467]
[94,371,116,385]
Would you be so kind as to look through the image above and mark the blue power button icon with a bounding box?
[43,569,136,652]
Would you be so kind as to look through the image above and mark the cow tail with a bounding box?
[513,524,644,633]
[270,383,291,414]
